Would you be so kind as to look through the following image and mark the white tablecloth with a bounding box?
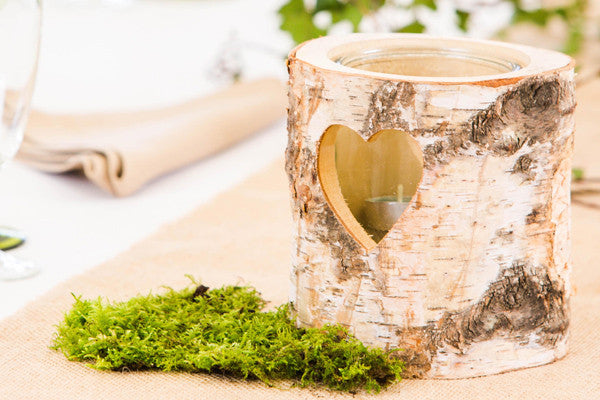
[0,0,289,320]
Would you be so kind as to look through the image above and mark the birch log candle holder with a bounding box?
[285,34,575,379]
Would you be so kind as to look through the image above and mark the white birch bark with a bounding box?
[285,34,575,378]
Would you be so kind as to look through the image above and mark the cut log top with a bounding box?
[290,33,574,87]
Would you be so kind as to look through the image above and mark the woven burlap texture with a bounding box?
[2,82,600,400]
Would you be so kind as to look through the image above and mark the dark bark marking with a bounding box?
[423,76,575,169]
[512,153,537,181]
[313,205,368,281]
[526,204,547,225]
[513,154,533,173]
[393,262,568,376]
[285,86,302,181]
[286,84,368,280]
[434,120,449,137]
[390,347,432,379]
[492,228,514,245]
[306,75,324,125]
[432,263,568,351]
[361,81,415,137]
[287,147,319,218]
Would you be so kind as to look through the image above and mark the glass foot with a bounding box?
[0,226,27,251]
[0,250,39,280]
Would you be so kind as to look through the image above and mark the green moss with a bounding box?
[52,283,403,393]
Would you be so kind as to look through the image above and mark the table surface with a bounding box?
[0,0,289,320]
[2,0,597,322]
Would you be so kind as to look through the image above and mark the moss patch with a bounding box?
[52,283,403,393]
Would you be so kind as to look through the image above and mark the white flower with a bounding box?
[313,10,333,30]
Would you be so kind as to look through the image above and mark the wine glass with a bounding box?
[0,0,41,280]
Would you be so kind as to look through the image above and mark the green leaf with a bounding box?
[413,0,437,10]
[279,0,326,44]
[397,20,425,33]
[331,3,363,31]
[456,10,470,32]
[572,167,585,181]
[558,1,586,55]
[513,9,553,26]
[316,0,343,12]
[563,22,583,55]
[351,0,385,13]
[0,227,26,251]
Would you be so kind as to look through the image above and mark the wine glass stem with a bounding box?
[0,249,39,281]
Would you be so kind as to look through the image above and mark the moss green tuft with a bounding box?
[52,284,403,393]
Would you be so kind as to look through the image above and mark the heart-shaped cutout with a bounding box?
[318,125,423,251]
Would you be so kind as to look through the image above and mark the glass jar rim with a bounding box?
[332,46,524,78]
[291,34,573,84]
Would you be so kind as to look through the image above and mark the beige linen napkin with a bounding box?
[17,78,286,196]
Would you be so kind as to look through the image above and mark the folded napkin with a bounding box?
[18,78,286,196]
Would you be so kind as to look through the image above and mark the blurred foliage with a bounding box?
[572,167,585,181]
[510,0,587,54]
[279,0,384,43]
[279,0,588,55]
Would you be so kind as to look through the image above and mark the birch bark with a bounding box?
[286,35,575,378]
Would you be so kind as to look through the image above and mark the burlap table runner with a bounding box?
[2,83,600,399]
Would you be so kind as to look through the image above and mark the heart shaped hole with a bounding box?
[318,125,423,251]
